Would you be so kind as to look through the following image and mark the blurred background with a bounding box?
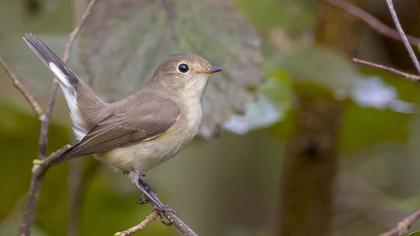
[0,0,420,235]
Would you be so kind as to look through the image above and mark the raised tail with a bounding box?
[23,33,105,140]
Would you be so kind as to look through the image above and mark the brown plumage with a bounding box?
[23,33,222,172]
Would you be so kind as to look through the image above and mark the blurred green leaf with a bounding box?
[78,0,264,138]
[281,45,357,93]
[339,104,411,153]
[0,104,70,235]
[235,0,315,30]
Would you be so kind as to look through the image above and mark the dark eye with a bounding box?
[178,63,189,73]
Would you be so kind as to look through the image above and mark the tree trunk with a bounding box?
[278,1,362,235]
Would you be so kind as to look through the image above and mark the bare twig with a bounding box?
[38,0,97,159]
[18,0,98,235]
[67,1,99,234]
[127,173,199,236]
[19,145,70,236]
[380,209,420,236]
[353,58,420,81]
[116,211,159,236]
[324,0,420,46]
[68,160,99,236]
[68,159,83,236]
[37,87,57,159]
[385,0,420,74]
[350,1,420,234]
[0,57,43,117]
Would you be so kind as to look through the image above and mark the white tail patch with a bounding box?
[49,63,86,140]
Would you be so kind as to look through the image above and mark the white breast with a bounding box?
[100,77,207,173]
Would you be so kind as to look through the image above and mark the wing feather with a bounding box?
[53,95,180,164]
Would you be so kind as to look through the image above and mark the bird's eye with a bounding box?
[178,63,189,73]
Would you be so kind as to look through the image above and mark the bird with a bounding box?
[23,33,222,211]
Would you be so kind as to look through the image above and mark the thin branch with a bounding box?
[385,0,420,74]
[353,58,420,81]
[162,211,198,236]
[67,159,83,236]
[323,0,420,46]
[116,211,159,236]
[67,0,92,233]
[380,209,420,236]
[19,145,70,236]
[68,160,99,236]
[18,0,98,235]
[37,0,97,159]
[63,0,96,63]
[37,87,57,159]
[0,57,43,117]
[127,173,198,236]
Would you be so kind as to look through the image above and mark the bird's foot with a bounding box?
[137,194,149,204]
[151,202,176,225]
[134,175,176,225]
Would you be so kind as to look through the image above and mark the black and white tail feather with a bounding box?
[23,33,100,140]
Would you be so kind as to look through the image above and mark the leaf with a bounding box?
[281,45,416,113]
[78,0,264,138]
[281,45,358,93]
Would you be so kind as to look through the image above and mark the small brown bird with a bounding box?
[23,33,222,210]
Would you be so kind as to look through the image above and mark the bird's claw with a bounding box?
[137,194,149,204]
[152,204,176,225]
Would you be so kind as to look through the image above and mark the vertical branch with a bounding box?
[67,160,84,236]
[19,147,69,236]
[67,161,99,236]
[385,0,420,73]
[67,1,89,235]
[18,0,98,235]
[37,0,97,159]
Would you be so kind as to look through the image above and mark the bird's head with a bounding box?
[151,53,222,93]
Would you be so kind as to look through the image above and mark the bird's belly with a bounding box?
[99,111,201,173]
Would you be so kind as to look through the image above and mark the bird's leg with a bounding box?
[136,174,149,204]
[128,171,175,225]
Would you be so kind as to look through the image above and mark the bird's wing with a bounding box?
[54,96,180,164]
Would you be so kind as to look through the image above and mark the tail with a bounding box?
[23,33,105,140]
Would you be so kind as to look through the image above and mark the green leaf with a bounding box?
[78,0,264,138]
[281,45,358,93]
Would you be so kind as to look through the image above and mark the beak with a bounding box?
[206,66,223,74]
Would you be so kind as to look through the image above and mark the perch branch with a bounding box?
[385,0,420,73]
[162,211,198,236]
[0,57,43,117]
[352,58,420,81]
[380,209,420,236]
[15,0,197,235]
[18,0,98,235]
[116,211,159,236]
[127,173,199,236]
[323,0,420,46]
